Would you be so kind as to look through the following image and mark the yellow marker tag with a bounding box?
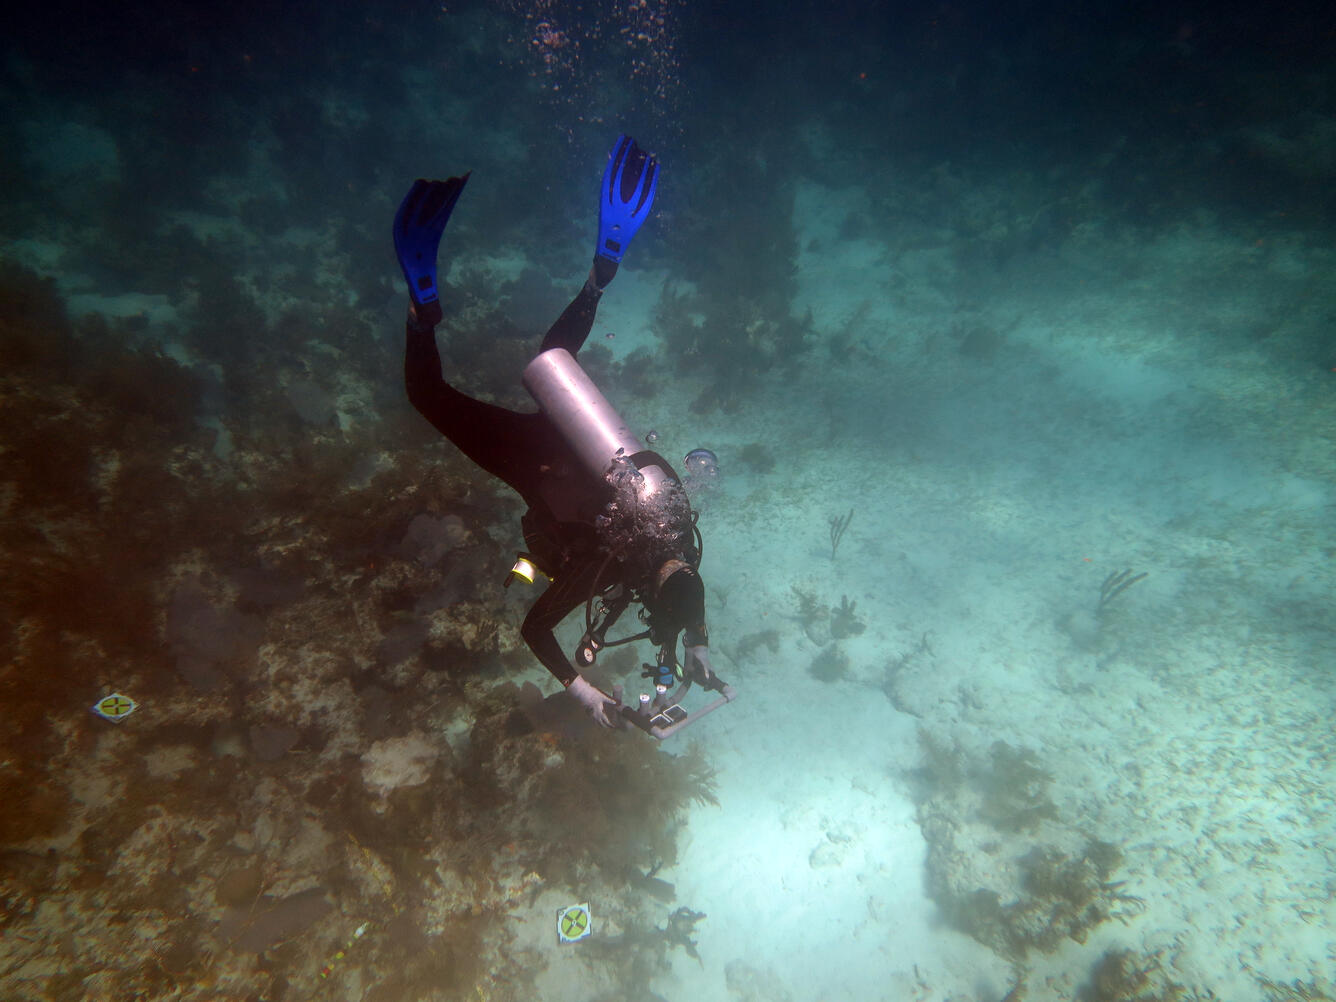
[92,693,137,722]
[557,903,592,943]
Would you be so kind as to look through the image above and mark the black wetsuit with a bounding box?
[405,281,681,686]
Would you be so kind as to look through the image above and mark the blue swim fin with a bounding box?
[393,173,470,323]
[596,135,659,264]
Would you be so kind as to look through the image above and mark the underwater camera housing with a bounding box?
[608,649,737,741]
[617,661,737,740]
[567,523,737,740]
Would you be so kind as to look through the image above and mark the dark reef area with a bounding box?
[0,262,717,1000]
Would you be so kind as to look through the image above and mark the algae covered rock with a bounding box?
[911,728,1140,959]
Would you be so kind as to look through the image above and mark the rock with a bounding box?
[725,960,794,1002]
[361,733,439,798]
[215,865,263,907]
[225,887,332,952]
[249,725,299,762]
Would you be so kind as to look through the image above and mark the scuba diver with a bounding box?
[392,135,717,729]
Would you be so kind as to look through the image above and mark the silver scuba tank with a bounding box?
[522,347,673,501]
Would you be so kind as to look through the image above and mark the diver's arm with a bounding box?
[520,591,581,688]
[520,560,602,687]
[520,566,619,729]
[680,615,712,680]
[521,593,615,728]
[682,638,716,682]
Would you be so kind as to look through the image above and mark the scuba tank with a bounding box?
[522,348,674,501]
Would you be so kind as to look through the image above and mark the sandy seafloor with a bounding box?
[5,4,1336,1001]
[8,144,1336,1002]
[502,177,1336,1000]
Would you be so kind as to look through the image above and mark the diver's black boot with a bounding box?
[587,256,618,294]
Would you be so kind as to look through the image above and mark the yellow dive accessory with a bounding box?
[504,553,542,588]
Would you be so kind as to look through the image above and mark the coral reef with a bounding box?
[0,265,720,1001]
[977,741,1060,833]
[829,595,866,640]
[808,645,849,683]
[734,628,780,664]
[791,586,829,643]
[910,730,1141,959]
[1059,567,1149,654]
[650,151,814,414]
[1080,949,1198,1002]
[793,587,865,683]
[580,903,710,1001]
[828,508,855,561]
[1247,967,1336,1002]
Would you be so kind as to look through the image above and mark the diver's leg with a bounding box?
[405,314,547,495]
[537,259,616,357]
[395,174,553,498]
[540,133,660,357]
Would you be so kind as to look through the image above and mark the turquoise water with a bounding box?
[3,3,1333,1000]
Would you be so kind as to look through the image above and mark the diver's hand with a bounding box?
[567,676,617,728]
[683,645,715,682]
